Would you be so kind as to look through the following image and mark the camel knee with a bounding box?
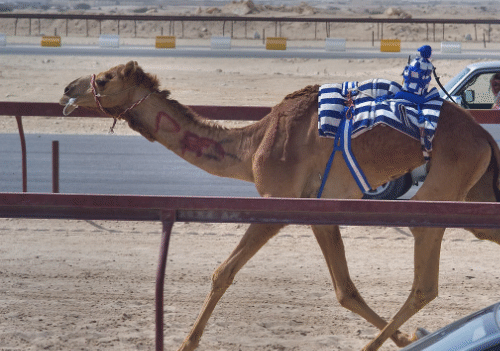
[211,265,236,294]
[335,281,363,311]
[410,287,438,311]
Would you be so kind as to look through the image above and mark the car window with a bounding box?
[441,67,470,96]
[456,72,497,108]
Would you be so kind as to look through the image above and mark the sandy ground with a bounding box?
[2,2,500,350]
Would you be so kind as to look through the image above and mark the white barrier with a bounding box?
[99,34,120,48]
[441,41,461,54]
[210,36,231,50]
[0,33,6,46]
[325,38,346,51]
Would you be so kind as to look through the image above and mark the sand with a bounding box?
[1,2,500,350]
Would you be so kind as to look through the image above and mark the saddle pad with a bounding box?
[318,79,444,155]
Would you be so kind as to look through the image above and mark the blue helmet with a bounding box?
[402,45,434,95]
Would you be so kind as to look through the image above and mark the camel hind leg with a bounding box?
[465,140,500,245]
[361,136,492,351]
[177,223,285,351]
[311,225,415,348]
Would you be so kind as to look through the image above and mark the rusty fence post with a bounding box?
[156,210,176,351]
[52,140,59,193]
[15,116,27,192]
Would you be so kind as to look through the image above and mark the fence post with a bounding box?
[15,116,27,192]
[156,210,176,351]
[52,140,59,193]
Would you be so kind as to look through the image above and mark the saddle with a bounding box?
[317,79,443,196]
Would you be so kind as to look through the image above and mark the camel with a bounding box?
[60,61,500,351]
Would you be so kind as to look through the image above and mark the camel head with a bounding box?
[60,61,160,116]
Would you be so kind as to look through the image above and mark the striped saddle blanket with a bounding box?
[318,79,444,159]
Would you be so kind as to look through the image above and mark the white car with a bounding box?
[401,301,500,351]
[364,61,500,200]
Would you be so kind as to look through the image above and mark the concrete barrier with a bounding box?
[380,39,401,52]
[266,37,287,50]
[210,36,231,50]
[325,38,346,51]
[155,36,175,49]
[41,36,61,47]
[99,34,120,48]
[0,33,6,46]
[441,41,461,54]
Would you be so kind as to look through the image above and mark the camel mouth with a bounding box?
[60,97,78,116]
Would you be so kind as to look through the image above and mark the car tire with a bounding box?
[362,173,413,200]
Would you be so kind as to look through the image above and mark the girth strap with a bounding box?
[317,116,371,198]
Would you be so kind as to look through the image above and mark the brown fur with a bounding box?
[60,61,500,351]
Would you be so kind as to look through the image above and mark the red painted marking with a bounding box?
[180,131,225,159]
[155,111,181,134]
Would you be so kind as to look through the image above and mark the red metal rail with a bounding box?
[0,101,271,120]
[0,102,272,192]
[1,101,499,122]
[2,192,500,228]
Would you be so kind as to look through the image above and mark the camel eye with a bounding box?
[96,79,107,87]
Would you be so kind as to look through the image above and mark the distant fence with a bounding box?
[0,13,498,41]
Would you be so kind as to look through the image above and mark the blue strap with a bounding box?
[341,118,372,193]
[317,116,372,198]
[316,143,336,199]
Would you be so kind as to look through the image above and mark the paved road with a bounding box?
[1,133,259,196]
[2,43,500,60]
[3,126,500,197]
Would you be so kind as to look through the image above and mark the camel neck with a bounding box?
[128,93,261,182]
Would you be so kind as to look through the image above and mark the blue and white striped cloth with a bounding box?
[318,79,444,159]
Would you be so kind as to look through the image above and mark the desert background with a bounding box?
[1,1,500,350]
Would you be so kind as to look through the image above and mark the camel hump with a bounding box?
[283,84,319,101]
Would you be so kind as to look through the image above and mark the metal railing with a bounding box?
[3,102,500,192]
[0,101,271,192]
[2,102,500,350]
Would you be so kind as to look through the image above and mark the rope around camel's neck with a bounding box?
[90,74,155,133]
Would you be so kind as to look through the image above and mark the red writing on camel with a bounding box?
[180,131,225,159]
[155,111,181,134]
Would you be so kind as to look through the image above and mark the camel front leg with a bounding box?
[362,227,445,351]
[311,225,415,348]
[178,223,285,351]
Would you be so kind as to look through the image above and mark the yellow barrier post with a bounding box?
[380,39,401,52]
[266,37,287,50]
[155,36,176,49]
[41,36,61,47]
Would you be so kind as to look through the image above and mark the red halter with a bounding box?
[90,74,153,133]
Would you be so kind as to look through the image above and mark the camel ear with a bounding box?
[122,61,138,78]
